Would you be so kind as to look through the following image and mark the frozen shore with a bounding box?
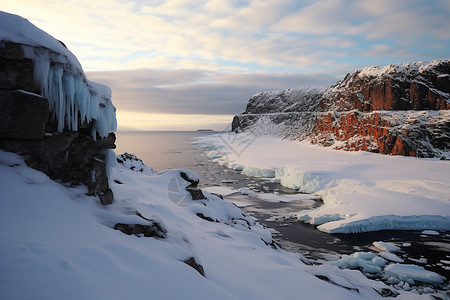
[193,132,450,234]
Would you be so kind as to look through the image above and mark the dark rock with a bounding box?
[114,222,166,238]
[99,188,114,205]
[183,257,205,277]
[186,187,206,200]
[0,90,49,139]
[95,132,116,149]
[0,38,117,204]
[196,213,217,222]
[0,131,115,202]
[0,41,38,92]
[179,171,199,187]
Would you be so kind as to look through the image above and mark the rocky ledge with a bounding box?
[0,12,117,204]
[232,60,450,158]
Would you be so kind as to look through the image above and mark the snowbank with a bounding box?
[0,11,116,138]
[1,149,424,299]
[193,133,450,233]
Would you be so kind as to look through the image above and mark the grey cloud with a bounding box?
[87,69,337,115]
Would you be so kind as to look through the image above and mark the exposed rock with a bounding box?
[186,187,206,200]
[322,61,450,112]
[114,222,166,238]
[180,171,199,187]
[183,257,205,277]
[99,188,114,205]
[0,32,117,203]
[116,152,156,174]
[233,60,450,158]
[0,41,38,92]
[0,131,116,196]
[196,213,217,222]
[0,90,49,139]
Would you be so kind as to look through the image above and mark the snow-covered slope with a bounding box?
[0,11,116,138]
[3,149,433,300]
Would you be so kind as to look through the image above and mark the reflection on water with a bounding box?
[115,131,214,172]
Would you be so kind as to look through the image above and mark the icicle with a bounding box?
[23,45,116,139]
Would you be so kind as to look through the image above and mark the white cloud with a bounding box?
[3,0,448,75]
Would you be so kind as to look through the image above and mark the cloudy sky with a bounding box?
[3,0,450,130]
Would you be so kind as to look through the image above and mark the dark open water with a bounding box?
[115,131,450,283]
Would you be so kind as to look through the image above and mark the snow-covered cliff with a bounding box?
[0,11,116,139]
[0,11,117,204]
[232,60,450,158]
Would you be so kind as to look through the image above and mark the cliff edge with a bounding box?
[0,12,117,204]
[232,60,450,158]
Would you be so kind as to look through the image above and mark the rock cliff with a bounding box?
[0,12,117,204]
[232,60,450,158]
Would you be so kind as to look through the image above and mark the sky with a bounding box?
[2,0,450,131]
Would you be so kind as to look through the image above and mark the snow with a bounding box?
[356,60,448,78]
[2,149,429,299]
[194,132,450,233]
[0,11,117,139]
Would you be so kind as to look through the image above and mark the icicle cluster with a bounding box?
[23,46,117,140]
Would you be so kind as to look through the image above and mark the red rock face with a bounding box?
[234,61,450,158]
[321,61,450,112]
[311,111,446,157]
[311,61,450,157]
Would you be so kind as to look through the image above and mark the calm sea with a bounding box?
[114,131,215,172]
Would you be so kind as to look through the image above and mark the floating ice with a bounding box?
[203,186,238,196]
[384,264,445,284]
[242,166,275,178]
[331,252,383,274]
[373,241,401,253]
[379,252,404,263]
[421,230,439,236]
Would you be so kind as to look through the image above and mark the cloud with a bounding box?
[3,0,449,75]
[87,69,337,115]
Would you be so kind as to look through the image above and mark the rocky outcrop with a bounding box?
[232,60,450,158]
[114,222,166,238]
[322,61,450,111]
[0,14,117,204]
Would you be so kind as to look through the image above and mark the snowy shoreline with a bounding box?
[193,132,450,234]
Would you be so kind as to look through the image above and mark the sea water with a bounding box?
[115,131,450,282]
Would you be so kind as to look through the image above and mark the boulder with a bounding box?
[0,90,49,139]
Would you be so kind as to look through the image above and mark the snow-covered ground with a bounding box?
[3,149,448,299]
[193,132,450,234]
